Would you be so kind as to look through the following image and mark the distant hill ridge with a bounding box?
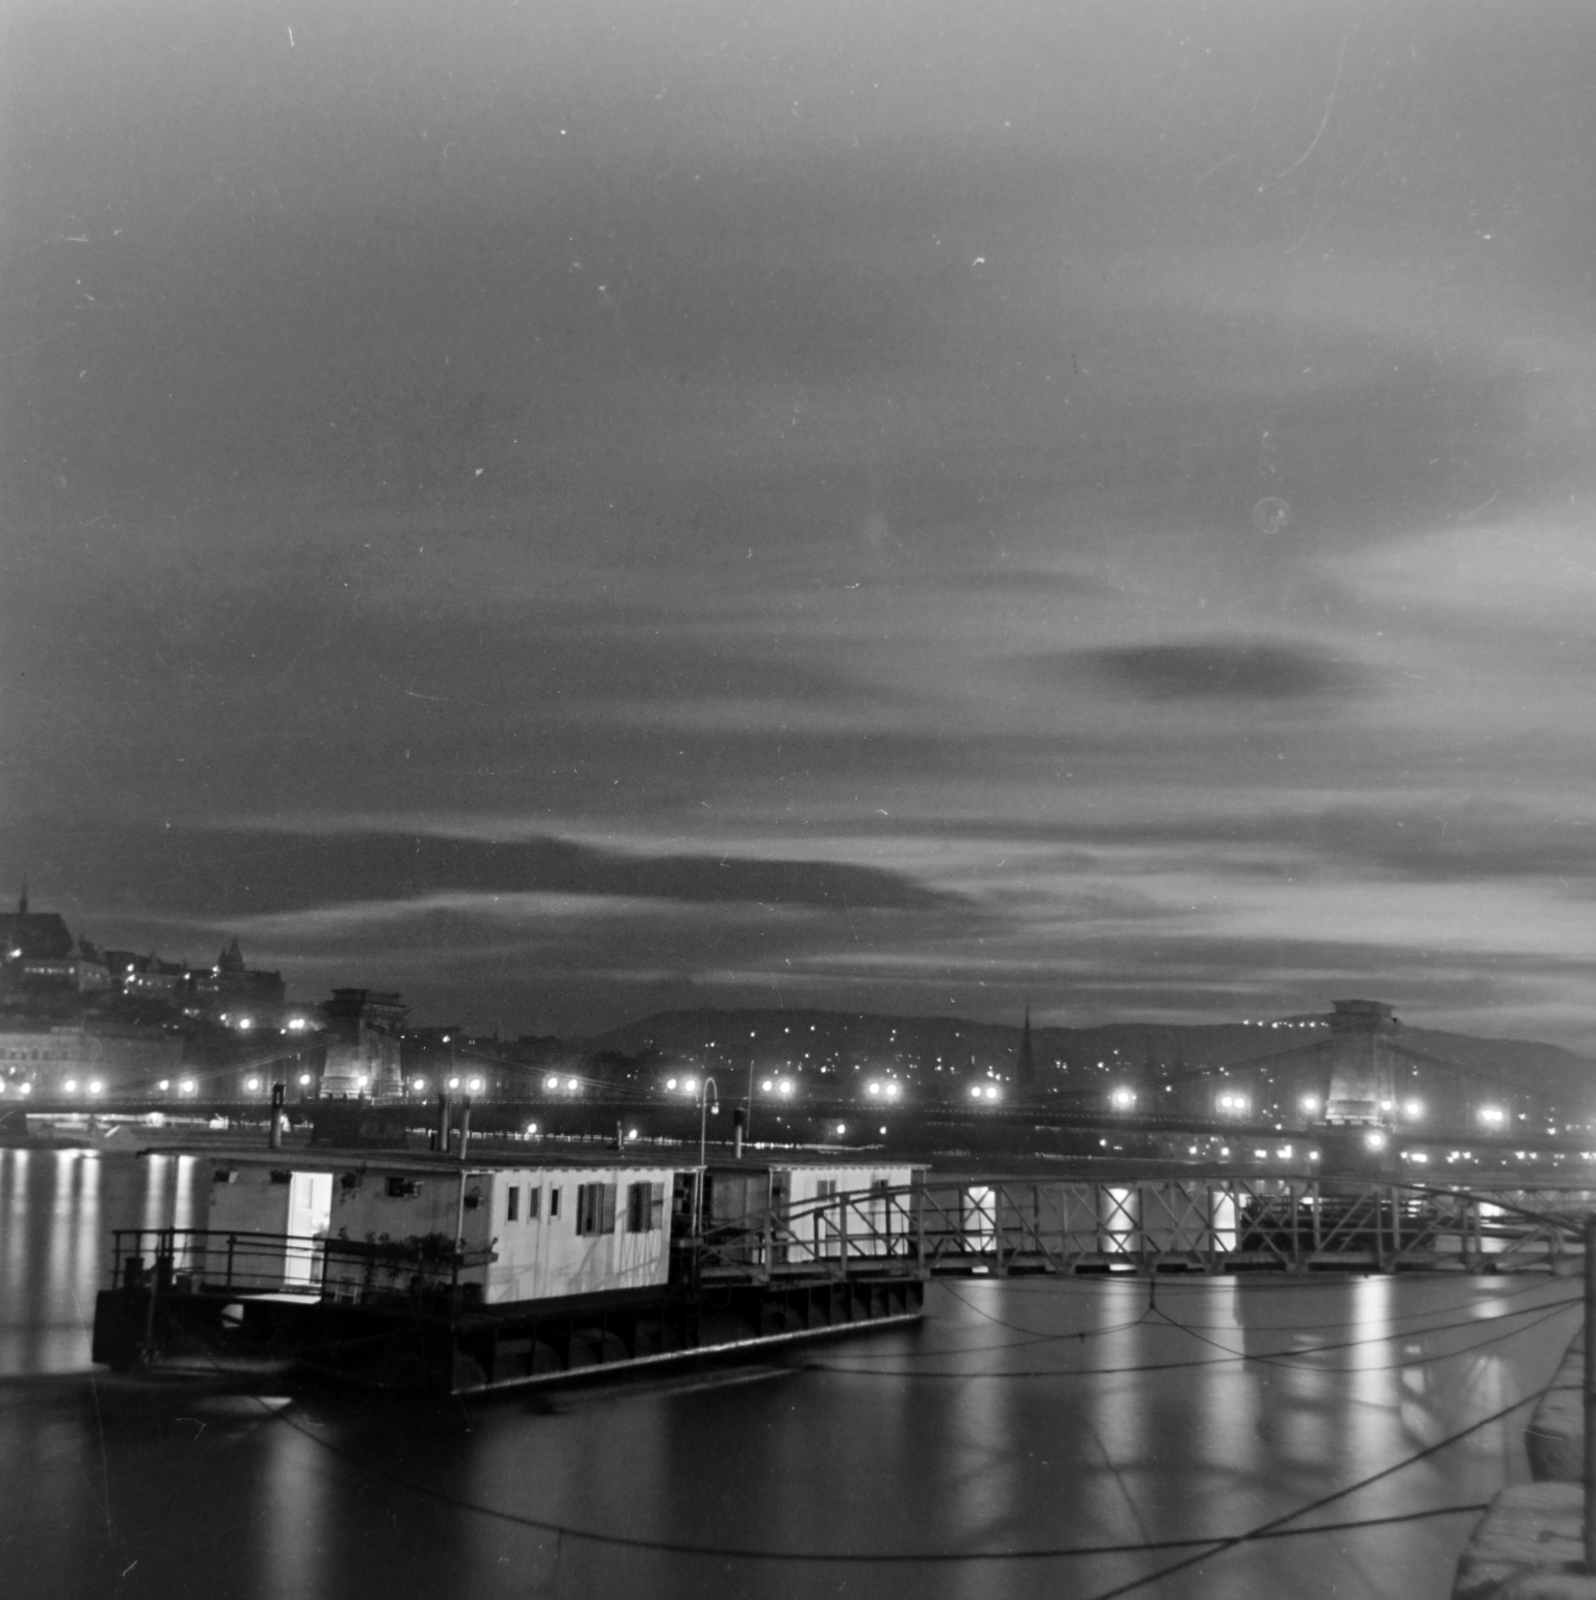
[583,1006,1596,1098]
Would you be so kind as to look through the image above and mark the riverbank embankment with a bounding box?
[1455,1327,1596,1597]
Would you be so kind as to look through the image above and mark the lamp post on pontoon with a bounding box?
[693,1076,719,1240]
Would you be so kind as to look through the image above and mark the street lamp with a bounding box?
[693,1076,719,1237]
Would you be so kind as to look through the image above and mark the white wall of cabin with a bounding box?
[471,1168,674,1304]
[201,1160,678,1304]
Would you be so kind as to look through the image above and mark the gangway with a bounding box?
[696,1175,1596,1280]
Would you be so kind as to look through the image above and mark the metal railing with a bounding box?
[110,1178,1596,1311]
[108,1227,495,1304]
[694,1176,1596,1281]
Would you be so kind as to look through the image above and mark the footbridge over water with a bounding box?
[697,1174,1596,1283]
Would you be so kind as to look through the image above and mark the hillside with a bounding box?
[583,1005,1596,1100]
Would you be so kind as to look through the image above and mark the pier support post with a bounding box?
[1584,1213,1596,1573]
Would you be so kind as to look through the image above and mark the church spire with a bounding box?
[1016,1004,1037,1091]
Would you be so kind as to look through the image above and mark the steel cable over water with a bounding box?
[803,1290,1581,1377]
[145,1282,1568,1571]
[846,1271,1573,1354]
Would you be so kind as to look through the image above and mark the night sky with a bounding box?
[5,3,1596,1046]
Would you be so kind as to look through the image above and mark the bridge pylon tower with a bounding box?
[1322,999,1399,1126]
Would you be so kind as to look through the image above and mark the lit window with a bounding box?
[625,1181,665,1233]
[575,1181,616,1236]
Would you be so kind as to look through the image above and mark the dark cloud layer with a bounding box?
[1085,641,1366,702]
[961,802,1596,886]
[0,822,953,922]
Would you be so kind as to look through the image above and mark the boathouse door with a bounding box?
[284,1171,332,1289]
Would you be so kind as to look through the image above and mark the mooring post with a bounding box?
[1584,1213,1596,1574]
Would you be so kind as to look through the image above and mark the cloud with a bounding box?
[1079,640,1368,701]
[861,799,1596,886]
[0,820,956,924]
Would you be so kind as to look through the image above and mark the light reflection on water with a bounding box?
[0,1150,1580,1600]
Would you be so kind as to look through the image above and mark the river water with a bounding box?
[0,1148,1577,1600]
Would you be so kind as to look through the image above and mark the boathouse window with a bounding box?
[575,1182,618,1236]
[506,1185,520,1222]
[386,1177,421,1200]
[626,1181,665,1233]
[527,1186,541,1221]
[548,1187,560,1220]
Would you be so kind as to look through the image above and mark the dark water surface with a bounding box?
[0,1149,1576,1599]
